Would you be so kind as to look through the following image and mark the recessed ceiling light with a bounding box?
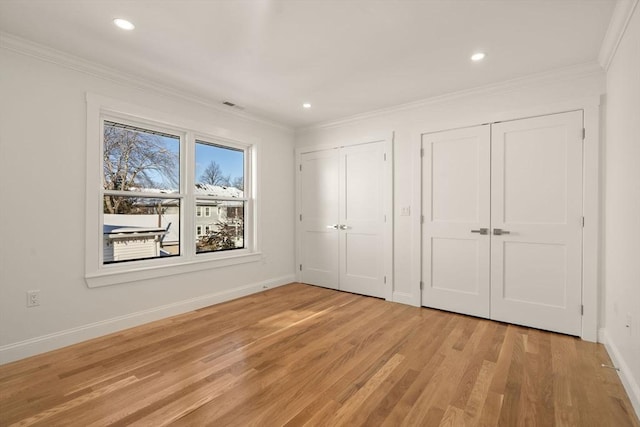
[471,52,486,61]
[302,103,312,109]
[113,18,135,31]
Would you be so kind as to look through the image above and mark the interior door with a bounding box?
[421,125,491,317]
[490,111,583,335]
[339,142,387,299]
[299,149,340,289]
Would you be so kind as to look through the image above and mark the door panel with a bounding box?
[421,125,491,317]
[339,142,386,298]
[299,140,390,299]
[300,150,340,289]
[491,111,583,335]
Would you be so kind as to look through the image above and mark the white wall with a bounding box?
[0,44,296,363]
[603,3,640,415]
[296,64,605,333]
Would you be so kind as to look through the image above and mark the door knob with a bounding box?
[339,224,351,230]
[326,224,339,229]
[493,228,511,235]
[471,228,489,235]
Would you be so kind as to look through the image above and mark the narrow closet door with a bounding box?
[421,125,491,318]
[338,142,388,299]
[491,111,583,336]
[299,149,340,289]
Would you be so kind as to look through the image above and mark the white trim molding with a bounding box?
[598,0,639,71]
[300,62,603,132]
[0,275,295,365]
[600,328,640,420]
[0,31,293,133]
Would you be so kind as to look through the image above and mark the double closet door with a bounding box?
[421,111,584,336]
[298,140,391,300]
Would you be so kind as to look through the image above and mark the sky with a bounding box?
[195,142,244,185]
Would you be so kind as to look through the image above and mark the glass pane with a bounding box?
[103,196,180,263]
[103,121,180,193]
[195,141,244,192]
[195,200,244,254]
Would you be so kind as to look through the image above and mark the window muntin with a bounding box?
[194,141,246,254]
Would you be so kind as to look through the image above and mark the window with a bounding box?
[102,121,181,264]
[85,94,258,287]
[195,141,246,254]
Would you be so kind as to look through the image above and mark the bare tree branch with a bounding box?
[200,161,230,186]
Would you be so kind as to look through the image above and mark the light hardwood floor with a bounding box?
[1,283,638,426]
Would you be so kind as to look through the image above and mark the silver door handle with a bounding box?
[326,224,339,229]
[493,228,510,235]
[471,228,488,235]
[339,224,351,230]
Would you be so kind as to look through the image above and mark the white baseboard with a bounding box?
[600,328,640,420]
[0,275,295,365]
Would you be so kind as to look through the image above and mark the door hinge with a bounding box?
[299,214,302,221]
[581,305,584,315]
[384,153,387,161]
[384,214,387,223]
[299,264,302,271]
[299,164,302,171]
[421,215,424,224]
[384,276,387,284]
[582,216,585,227]
[420,281,424,290]
[420,148,424,157]
[582,128,586,140]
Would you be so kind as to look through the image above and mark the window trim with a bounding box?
[85,93,260,288]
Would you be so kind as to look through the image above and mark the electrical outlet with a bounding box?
[27,290,40,307]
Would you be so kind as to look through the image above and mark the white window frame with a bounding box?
[85,93,260,288]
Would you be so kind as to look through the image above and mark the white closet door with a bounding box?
[421,125,491,317]
[339,142,387,299]
[491,111,583,335]
[299,150,340,289]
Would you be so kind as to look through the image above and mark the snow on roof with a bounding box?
[129,184,243,198]
[194,183,243,198]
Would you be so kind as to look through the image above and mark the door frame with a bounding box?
[411,96,601,341]
[295,132,394,301]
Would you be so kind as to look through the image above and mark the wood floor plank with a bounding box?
[0,283,638,427]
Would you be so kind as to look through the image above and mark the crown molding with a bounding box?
[299,61,604,132]
[0,31,293,133]
[598,0,639,71]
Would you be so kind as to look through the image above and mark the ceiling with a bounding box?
[0,0,617,128]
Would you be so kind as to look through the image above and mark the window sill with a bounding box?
[85,252,262,288]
